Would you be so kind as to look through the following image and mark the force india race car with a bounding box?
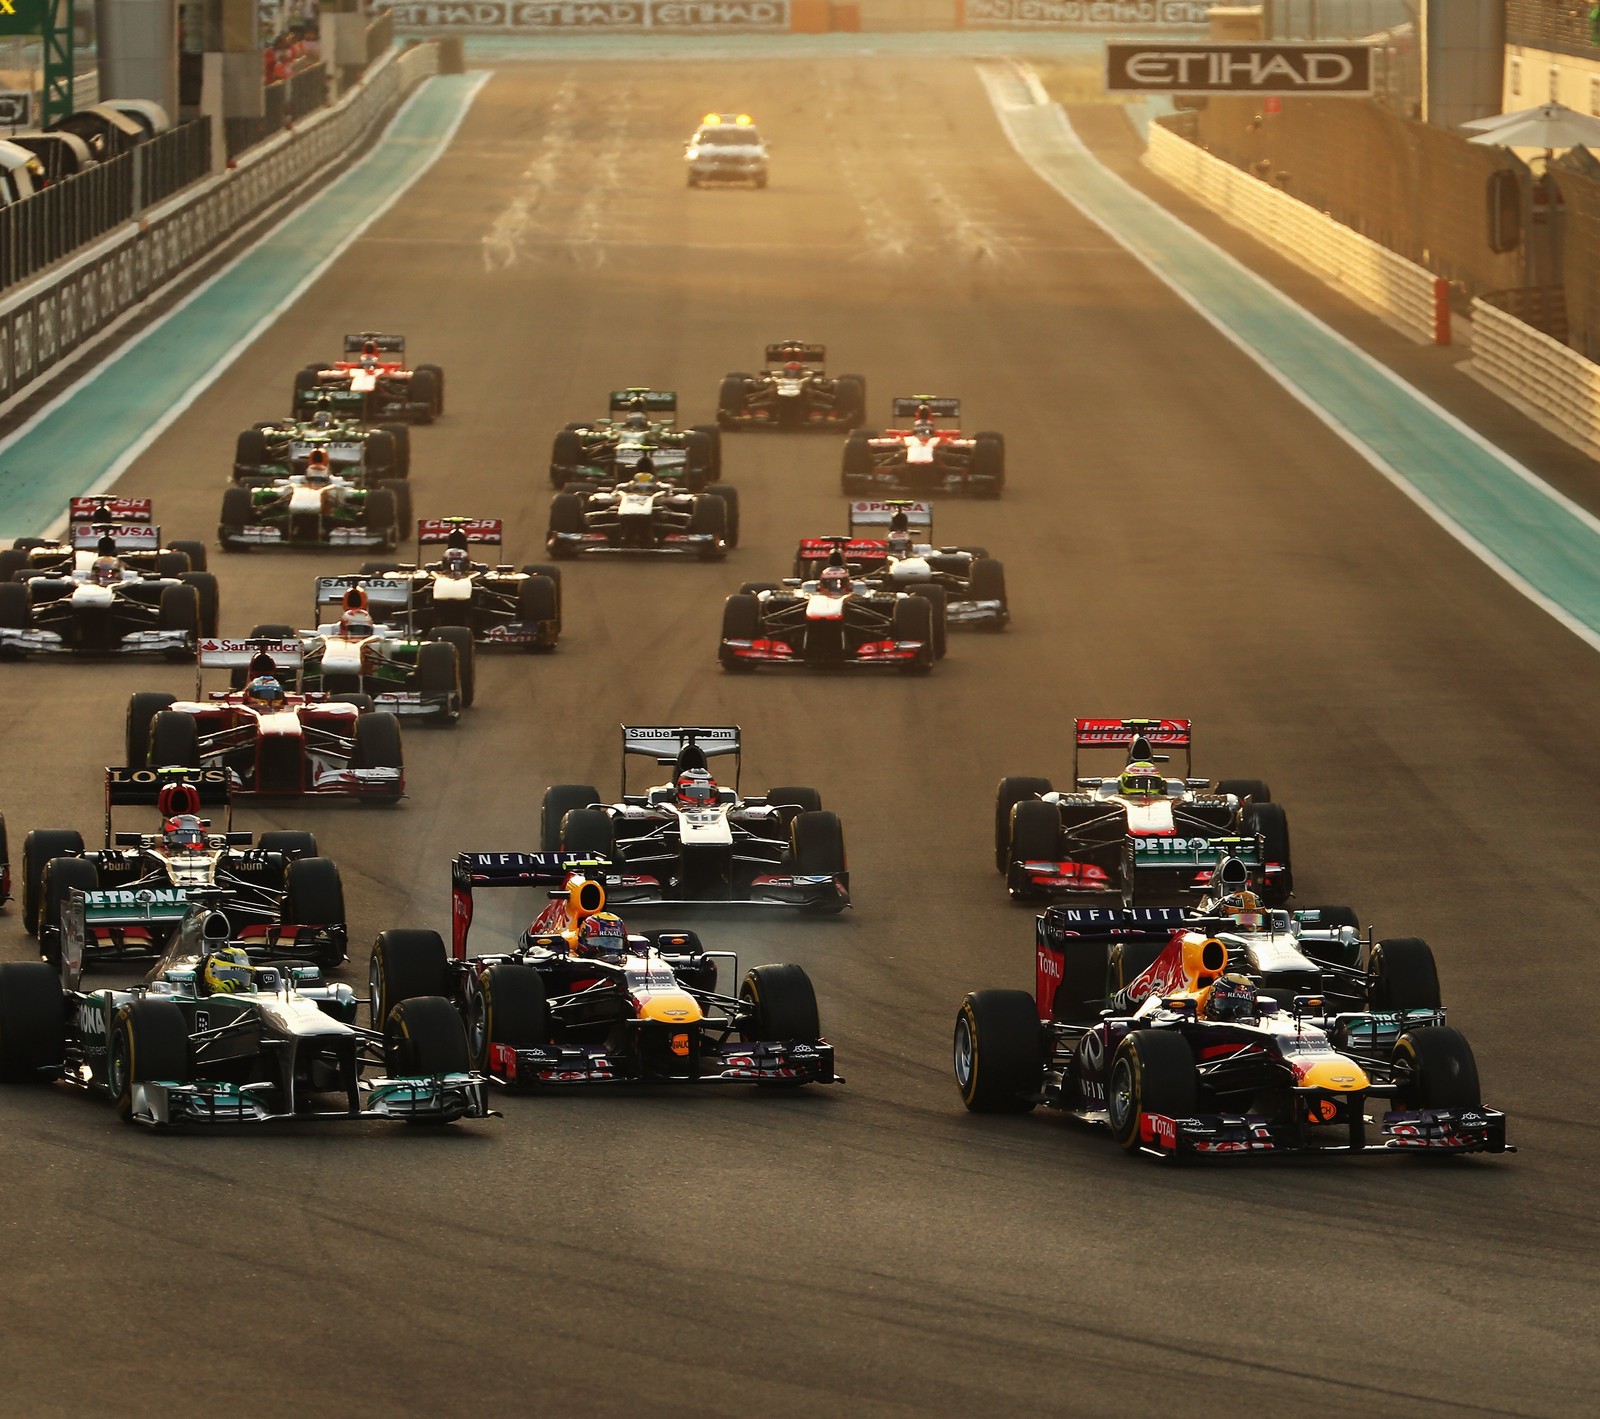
[540,726,849,912]
[358,519,560,650]
[218,457,406,552]
[125,639,404,803]
[547,467,732,560]
[292,332,444,424]
[685,112,767,188]
[996,719,1291,905]
[233,411,411,486]
[549,389,722,489]
[24,766,347,970]
[367,853,838,1089]
[952,863,1510,1160]
[0,904,490,1127]
[716,341,866,431]
[841,397,1005,498]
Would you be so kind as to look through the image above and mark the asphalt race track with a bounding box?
[3,56,1598,1418]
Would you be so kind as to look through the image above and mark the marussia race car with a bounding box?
[996,719,1291,905]
[719,550,940,674]
[716,341,866,431]
[792,500,1009,642]
[952,859,1510,1160]
[218,458,406,552]
[549,389,722,490]
[233,411,411,486]
[125,638,405,803]
[547,467,732,560]
[540,726,849,912]
[23,766,348,971]
[367,854,838,1089]
[841,397,1004,498]
[357,519,561,650]
[0,904,490,1127]
[292,332,444,424]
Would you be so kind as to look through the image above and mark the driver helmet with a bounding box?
[441,547,473,578]
[784,361,804,374]
[361,340,379,357]
[1203,972,1258,1024]
[201,946,253,996]
[887,530,914,559]
[578,912,627,958]
[623,411,649,432]
[819,566,851,598]
[305,450,332,485]
[912,421,935,440]
[1117,761,1166,799]
[310,411,335,430]
[675,769,718,808]
[90,555,121,586]
[1217,891,1265,932]
[631,467,655,487]
[339,607,374,639]
[243,675,286,714]
[162,814,207,851]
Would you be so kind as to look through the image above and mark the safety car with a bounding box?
[233,411,410,486]
[716,341,865,430]
[549,389,722,490]
[218,451,405,552]
[292,332,444,424]
[547,467,732,560]
[685,112,767,188]
[368,854,838,1088]
[841,397,1004,497]
[540,726,849,912]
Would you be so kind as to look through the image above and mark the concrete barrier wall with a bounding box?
[1145,118,1449,345]
[1472,298,1600,457]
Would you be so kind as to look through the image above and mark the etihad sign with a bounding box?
[1105,42,1374,96]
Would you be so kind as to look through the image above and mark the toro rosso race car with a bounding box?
[716,342,865,431]
[292,333,444,424]
[23,767,347,971]
[368,854,838,1089]
[0,904,490,1127]
[996,719,1291,905]
[547,467,732,560]
[953,863,1510,1160]
[841,398,1004,498]
[549,389,722,490]
[234,411,410,486]
[358,519,560,650]
[218,451,406,552]
[540,726,849,912]
[125,639,404,803]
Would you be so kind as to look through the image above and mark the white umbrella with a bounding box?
[1466,102,1600,150]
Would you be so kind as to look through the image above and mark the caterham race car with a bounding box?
[716,341,866,431]
[292,332,444,424]
[841,397,1004,497]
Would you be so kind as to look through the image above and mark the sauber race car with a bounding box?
[720,551,939,674]
[292,332,444,424]
[234,411,411,486]
[716,341,865,431]
[23,766,347,971]
[549,389,722,490]
[218,452,405,552]
[540,726,849,913]
[0,904,490,1126]
[125,639,404,803]
[792,501,1008,642]
[368,854,838,1089]
[685,112,767,188]
[841,397,1004,498]
[357,519,560,650]
[996,719,1291,905]
[547,466,731,560]
[953,863,1510,1160]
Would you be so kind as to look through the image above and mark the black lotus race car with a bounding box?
[716,341,866,431]
[549,389,722,489]
[0,904,490,1127]
[540,726,849,912]
[368,853,838,1088]
[842,397,1004,497]
[292,332,444,424]
[23,766,348,970]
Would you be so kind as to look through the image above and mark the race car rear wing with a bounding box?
[890,396,961,422]
[1074,718,1194,780]
[67,497,161,552]
[448,851,613,957]
[417,517,503,549]
[196,637,303,696]
[764,341,826,365]
[342,332,405,355]
[608,388,677,416]
[68,496,153,525]
[621,725,741,794]
[315,575,415,623]
[848,500,933,534]
[60,886,194,987]
[104,765,232,843]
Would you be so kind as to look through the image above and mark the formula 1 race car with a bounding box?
[716,341,865,431]
[996,719,1291,905]
[218,457,406,552]
[23,766,347,971]
[2,497,210,580]
[367,854,838,1089]
[540,726,849,912]
[719,553,939,674]
[292,333,444,424]
[547,467,732,560]
[357,519,560,650]
[549,389,722,490]
[685,112,767,188]
[792,501,1008,638]
[0,907,490,1126]
[841,397,1004,498]
[125,639,405,803]
[233,411,411,486]
[952,865,1510,1160]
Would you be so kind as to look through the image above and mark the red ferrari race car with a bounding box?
[124,638,404,803]
[840,397,1004,498]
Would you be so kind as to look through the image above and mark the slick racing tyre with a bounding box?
[415,363,445,416]
[468,964,549,1073]
[383,996,470,1079]
[995,777,1052,873]
[550,431,585,487]
[1243,801,1292,904]
[409,370,439,425]
[740,963,821,1045]
[517,575,559,646]
[219,486,253,551]
[954,990,1042,1114]
[110,999,191,1123]
[283,857,347,969]
[968,558,1007,615]
[430,627,476,708]
[148,711,201,771]
[971,433,1004,497]
[790,810,845,874]
[414,640,461,709]
[547,492,586,556]
[834,374,866,427]
[841,433,874,489]
[1367,937,1441,1012]
[719,594,760,673]
[0,961,64,1081]
[21,829,84,935]
[519,562,563,617]
[891,596,934,674]
[683,431,716,493]
[716,375,747,423]
[258,831,318,877]
[690,493,728,558]
[907,583,948,659]
[1215,778,1273,805]
[369,929,450,1029]
[560,808,616,858]
[125,693,177,770]
[706,482,740,547]
[377,478,412,527]
[351,713,404,802]
[363,488,399,545]
[1391,1026,1481,1112]
[1107,1030,1197,1153]
[541,784,601,852]
[169,539,208,573]
[766,786,823,822]
[40,856,98,967]
[180,572,220,637]
[1007,800,1061,873]
[157,584,200,660]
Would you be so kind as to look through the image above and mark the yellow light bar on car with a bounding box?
[736,113,753,124]
[703,112,720,124]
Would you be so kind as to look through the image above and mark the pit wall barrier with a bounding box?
[1471,299,1600,458]
[1145,118,1450,345]
[0,43,441,411]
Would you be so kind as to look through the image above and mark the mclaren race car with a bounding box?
[0,906,490,1126]
[549,389,722,490]
[24,766,347,971]
[233,411,411,486]
[125,638,404,803]
[368,854,838,1088]
[547,467,731,560]
[841,397,1004,498]
[996,719,1291,905]
[218,451,405,552]
[685,112,767,188]
[716,341,865,431]
[540,726,849,912]
[292,332,444,424]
